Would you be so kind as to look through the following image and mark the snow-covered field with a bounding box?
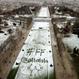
[13,7,54,79]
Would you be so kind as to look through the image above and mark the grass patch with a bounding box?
[7,67,19,79]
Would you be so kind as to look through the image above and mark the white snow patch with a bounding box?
[0,33,10,46]
[62,34,79,49]
[37,7,50,17]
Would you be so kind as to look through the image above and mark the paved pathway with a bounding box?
[14,7,54,79]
